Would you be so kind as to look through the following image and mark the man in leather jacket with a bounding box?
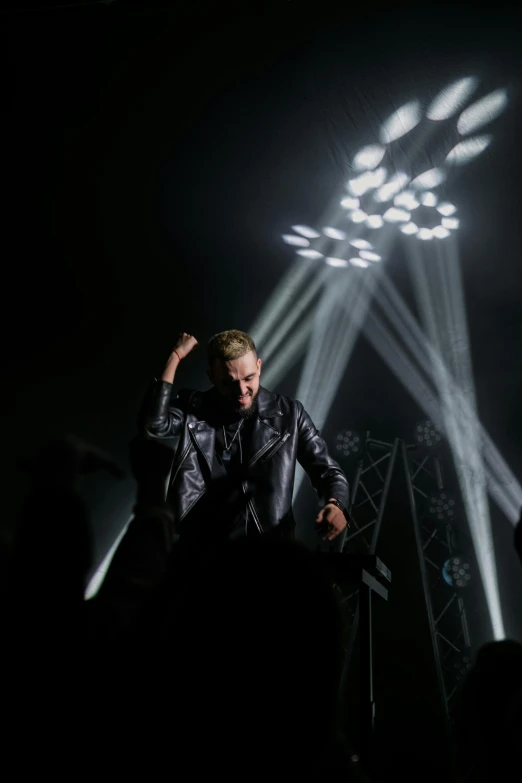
[143,329,350,549]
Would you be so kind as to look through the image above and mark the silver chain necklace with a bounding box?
[222,419,244,465]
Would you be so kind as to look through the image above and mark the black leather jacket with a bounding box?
[144,381,349,537]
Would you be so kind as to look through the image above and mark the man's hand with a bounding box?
[315,500,348,541]
[162,332,198,383]
[173,332,198,360]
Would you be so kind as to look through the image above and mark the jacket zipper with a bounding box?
[248,432,289,467]
[247,497,262,534]
[177,429,291,532]
[244,432,291,533]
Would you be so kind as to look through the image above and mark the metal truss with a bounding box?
[329,433,400,751]
[402,441,472,722]
[341,433,401,556]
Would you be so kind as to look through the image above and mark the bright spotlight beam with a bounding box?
[363,304,521,530]
[405,239,505,640]
[457,88,508,135]
[250,257,318,349]
[366,215,384,229]
[295,275,361,427]
[366,291,511,644]
[375,172,410,202]
[293,268,383,499]
[383,207,411,223]
[261,266,329,363]
[85,518,131,599]
[283,234,310,247]
[348,167,387,197]
[426,76,479,121]
[410,168,446,189]
[292,225,321,239]
[375,272,522,523]
[446,135,492,166]
[261,310,316,390]
[352,144,386,171]
[379,100,421,144]
[292,274,364,498]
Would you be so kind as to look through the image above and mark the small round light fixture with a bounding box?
[415,420,442,448]
[335,429,361,457]
[429,492,456,521]
[442,557,471,588]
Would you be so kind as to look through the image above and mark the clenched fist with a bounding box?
[162,332,198,383]
[173,332,199,360]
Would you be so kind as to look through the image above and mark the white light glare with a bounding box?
[379,100,422,144]
[350,209,368,224]
[348,167,387,196]
[366,215,384,229]
[418,227,433,240]
[292,225,321,239]
[297,249,323,259]
[341,196,360,210]
[437,202,457,216]
[359,250,381,262]
[432,226,451,239]
[401,222,419,235]
[446,135,492,165]
[420,191,438,207]
[426,76,479,121]
[323,227,347,240]
[457,88,508,135]
[442,217,460,229]
[352,144,386,171]
[349,257,370,268]
[326,257,349,268]
[283,234,310,247]
[350,239,373,250]
[394,190,420,210]
[383,207,411,223]
[375,172,410,202]
[410,168,446,189]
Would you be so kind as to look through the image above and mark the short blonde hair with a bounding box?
[207,330,257,364]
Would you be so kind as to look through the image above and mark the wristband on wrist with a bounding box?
[173,349,182,364]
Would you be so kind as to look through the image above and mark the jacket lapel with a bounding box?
[192,386,283,471]
[244,387,284,466]
[188,421,215,476]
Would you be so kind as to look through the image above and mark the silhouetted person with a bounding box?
[453,639,522,782]
[6,436,120,648]
[3,436,123,773]
[115,534,362,779]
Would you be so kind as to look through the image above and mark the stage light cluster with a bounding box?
[335,430,361,457]
[443,557,472,588]
[429,492,456,521]
[416,420,442,447]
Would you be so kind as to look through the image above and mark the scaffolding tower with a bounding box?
[402,441,472,722]
[329,430,474,752]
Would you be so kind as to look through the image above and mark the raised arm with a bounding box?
[144,332,199,438]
